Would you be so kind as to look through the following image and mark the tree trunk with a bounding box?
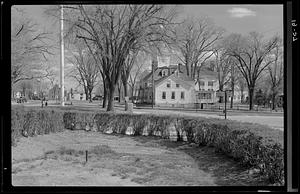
[122,79,129,109]
[107,84,116,112]
[185,58,192,78]
[117,82,121,103]
[134,86,138,98]
[248,86,254,110]
[103,94,107,108]
[102,77,108,108]
[240,88,244,103]
[83,85,88,101]
[102,87,107,108]
[219,84,223,91]
[122,80,128,99]
[131,85,135,103]
[22,87,26,97]
[230,88,234,109]
[218,84,224,103]
[89,88,92,102]
[272,93,276,110]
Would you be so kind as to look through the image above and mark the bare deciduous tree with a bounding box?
[11,7,54,86]
[128,52,149,101]
[64,5,177,111]
[212,49,231,93]
[168,17,224,79]
[121,51,139,104]
[237,75,247,104]
[265,39,283,110]
[224,32,280,110]
[66,41,99,102]
[228,59,242,108]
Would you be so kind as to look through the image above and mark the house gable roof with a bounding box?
[155,73,194,90]
[197,69,218,80]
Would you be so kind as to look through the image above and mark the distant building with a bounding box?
[138,63,219,107]
[70,88,96,101]
[195,69,219,104]
[154,70,196,107]
[72,92,86,101]
[48,84,67,100]
[231,85,249,103]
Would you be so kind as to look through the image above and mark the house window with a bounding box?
[198,93,203,99]
[167,83,170,88]
[171,91,175,99]
[199,81,205,86]
[208,81,213,86]
[162,92,166,99]
[145,83,148,87]
[198,93,211,99]
[181,91,184,99]
[207,93,212,99]
[176,84,180,88]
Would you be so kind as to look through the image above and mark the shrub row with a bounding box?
[11,106,65,146]
[11,106,284,185]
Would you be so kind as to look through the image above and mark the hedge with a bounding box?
[11,106,284,185]
[11,106,65,145]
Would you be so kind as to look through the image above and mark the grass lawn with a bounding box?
[12,130,268,186]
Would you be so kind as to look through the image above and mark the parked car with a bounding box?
[114,96,119,101]
[16,96,27,103]
[32,96,41,100]
[129,96,139,104]
[92,95,103,101]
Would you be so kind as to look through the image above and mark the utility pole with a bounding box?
[152,60,155,109]
[60,5,65,106]
[224,91,227,119]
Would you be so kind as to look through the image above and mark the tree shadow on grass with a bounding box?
[178,145,268,186]
[132,136,269,186]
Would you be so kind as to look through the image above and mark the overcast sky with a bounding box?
[13,4,283,91]
[15,4,283,38]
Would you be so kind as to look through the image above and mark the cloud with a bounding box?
[228,7,256,18]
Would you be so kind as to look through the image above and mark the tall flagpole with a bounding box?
[60,5,65,106]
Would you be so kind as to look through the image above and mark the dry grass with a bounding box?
[12,130,269,186]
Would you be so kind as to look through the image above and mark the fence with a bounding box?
[194,103,284,112]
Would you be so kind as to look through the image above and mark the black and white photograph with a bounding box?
[4,1,298,191]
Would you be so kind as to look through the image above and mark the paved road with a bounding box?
[134,109,284,131]
[14,100,284,131]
